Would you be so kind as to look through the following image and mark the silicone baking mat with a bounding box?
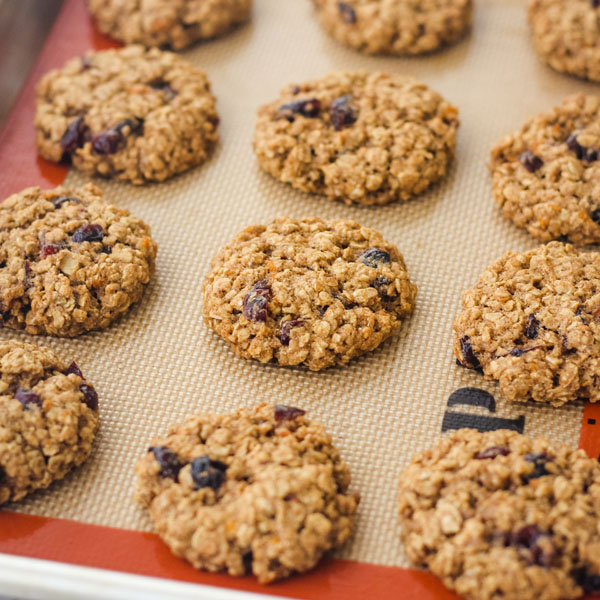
[1,0,600,598]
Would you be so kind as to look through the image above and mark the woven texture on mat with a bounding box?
[1,0,596,569]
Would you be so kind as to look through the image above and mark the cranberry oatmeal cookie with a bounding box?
[312,0,472,55]
[135,404,359,583]
[0,340,98,505]
[490,94,600,244]
[398,428,600,600]
[253,72,458,206]
[0,183,157,337]
[529,0,600,82]
[35,45,219,184]
[453,242,600,407]
[202,217,417,370]
[88,0,252,50]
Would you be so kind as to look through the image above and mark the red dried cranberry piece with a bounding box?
[243,280,271,322]
[150,446,182,479]
[72,224,104,243]
[337,2,357,23]
[60,117,88,153]
[190,455,227,491]
[522,452,552,482]
[476,446,510,459]
[567,133,599,162]
[23,260,32,288]
[15,388,42,410]
[149,79,177,100]
[64,361,83,378]
[278,99,321,122]
[373,276,392,296]
[330,95,358,131]
[274,404,306,422]
[510,525,554,567]
[593,0,600,7]
[40,243,60,259]
[519,151,543,173]
[91,129,124,154]
[524,314,540,339]
[458,336,481,369]
[509,345,543,357]
[279,319,303,345]
[52,196,80,209]
[80,384,98,411]
[358,248,391,268]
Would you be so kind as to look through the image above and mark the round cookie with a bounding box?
[312,0,473,55]
[0,183,157,337]
[529,0,600,82]
[490,94,600,245]
[398,428,600,600]
[88,0,252,50]
[202,217,417,370]
[35,45,219,184]
[0,340,99,505]
[253,72,459,206]
[134,403,359,583]
[453,242,600,407]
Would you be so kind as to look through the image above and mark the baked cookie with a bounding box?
[0,340,99,505]
[88,0,252,50]
[529,0,600,82]
[312,0,473,55]
[135,403,359,583]
[0,183,157,337]
[453,242,600,407]
[398,428,600,600]
[490,94,600,245]
[202,217,417,370]
[253,72,458,206]
[35,45,219,184]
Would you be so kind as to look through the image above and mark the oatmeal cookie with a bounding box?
[0,183,157,337]
[453,242,600,406]
[35,45,219,184]
[0,340,99,504]
[253,72,458,206]
[88,0,252,50]
[202,217,417,370]
[135,403,359,583]
[312,0,473,55]
[529,0,600,82]
[398,428,600,600]
[490,94,600,244]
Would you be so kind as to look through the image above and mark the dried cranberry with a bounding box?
[519,151,543,173]
[373,276,391,296]
[567,133,598,162]
[149,79,177,100]
[279,319,303,345]
[60,117,88,153]
[358,248,391,268]
[476,446,510,459]
[40,242,60,259]
[150,446,182,479]
[525,314,540,339]
[593,0,600,7]
[243,280,271,322]
[576,570,600,593]
[562,335,576,355]
[52,196,80,209]
[278,98,321,122]
[64,361,83,378]
[523,452,552,482]
[72,224,103,243]
[190,455,227,491]
[337,2,357,23]
[458,336,480,370]
[15,388,42,410]
[274,404,306,422]
[91,129,124,154]
[80,383,98,411]
[510,525,554,567]
[509,345,543,357]
[330,95,358,131]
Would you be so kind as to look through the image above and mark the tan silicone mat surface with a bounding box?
[2,0,597,569]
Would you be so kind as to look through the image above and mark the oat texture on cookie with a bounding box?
[253,72,458,206]
[490,94,600,244]
[35,45,219,184]
[135,403,359,583]
[0,183,157,337]
[398,428,600,600]
[0,340,99,505]
[88,0,252,50]
[202,217,417,370]
[453,242,600,406]
[312,0,472,55]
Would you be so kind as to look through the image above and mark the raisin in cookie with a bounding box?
[453,242,600,406]
[253,72,458,206]
[202,217,417,370]
[0,183,157,337]
[490,94,600,244]
[529,0,600,82]
[88,0,252,50]
[0,340,99,504]
[312,0,472,55]
[35,45,219,184]
[135,404,359,583]
[398,428,600,600]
